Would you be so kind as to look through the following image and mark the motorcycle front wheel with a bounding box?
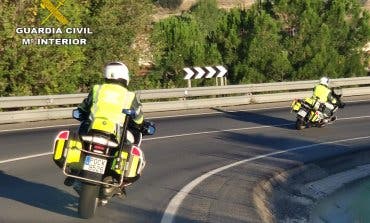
[78,183,99,219]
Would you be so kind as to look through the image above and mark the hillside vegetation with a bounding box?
[150,0,370,88]
[0,0,369,96]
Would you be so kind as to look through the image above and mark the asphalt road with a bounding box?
[1,101,370,223]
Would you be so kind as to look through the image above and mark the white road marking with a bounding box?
[159,135,370,223]
[143,115,370,141]
[0,105,288,133]
[1,98,368,133]
[151,98,370,119]
[1,115,370,164]
[338,115,370,120]
[144,123,292,140]
[0,152,52,164]
[0,123,293,164]
[0,124,79,133]
[0,113,369,221]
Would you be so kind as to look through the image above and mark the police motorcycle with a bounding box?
[291,88,345,130]
[52,108,155,218]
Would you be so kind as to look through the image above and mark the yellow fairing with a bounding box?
[53,137,82,169]
[111,151,129,175]
[305,97,321,110]
[53,139,65,161]
[126,156,140,178]
[291,100,301,111]
[91,117,117,136]
[304,97,315,106]
[66,139,82,164]
[111,150,141,178]
[309,111,319,122]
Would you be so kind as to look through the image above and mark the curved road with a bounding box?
[1,101,370,223]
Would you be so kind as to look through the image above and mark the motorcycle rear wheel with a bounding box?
[78,183,99,219]
[295,119,305,130]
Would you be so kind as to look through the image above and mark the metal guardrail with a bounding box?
[1,77,370,124]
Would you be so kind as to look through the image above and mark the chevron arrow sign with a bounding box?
[183,66,227,80]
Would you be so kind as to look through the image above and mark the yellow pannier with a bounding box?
[52,131,82,170]
[291,100,301,111]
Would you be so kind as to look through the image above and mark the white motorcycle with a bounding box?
[52,108,155,218]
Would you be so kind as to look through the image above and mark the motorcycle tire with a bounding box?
[78,183,99,219]
[295,119,305,130]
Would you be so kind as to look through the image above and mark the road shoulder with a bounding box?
[256,149,370,222]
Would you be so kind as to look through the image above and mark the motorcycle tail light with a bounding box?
[93,144,106,150]
[92,144,106,154]
[131,146,141,156]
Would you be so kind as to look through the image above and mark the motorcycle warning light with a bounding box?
[131,146,142,157]
[57,131,70,140]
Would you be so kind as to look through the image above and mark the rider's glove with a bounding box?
[141,121,156,135]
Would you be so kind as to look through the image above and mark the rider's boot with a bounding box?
[99,199,108,206]
[64,177,75,186]
[330,116,337,122]
[115,186,127,199]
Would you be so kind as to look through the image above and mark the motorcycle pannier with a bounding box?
[291,100,301,111]
[111,146,145,181]
[53,131,83,169]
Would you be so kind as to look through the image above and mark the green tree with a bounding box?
[0,0,87,96]
[82,0,153,91]
[209,8,246,83]
[244,10,292,82]
[273,0,369,80]
[1,0,369,96]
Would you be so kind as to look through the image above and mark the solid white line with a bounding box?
[143,98,370,119]
[159,135,370,223]
[0,152,52,164]
[142,115,370,141]
[338,115,370,120]
[0,105,288,133]
[149,105,289,119]
[1,115,370,164]
[0,123,293,165]
[143,123,292,141]
[0,124,79,133]
[1,97,368,133]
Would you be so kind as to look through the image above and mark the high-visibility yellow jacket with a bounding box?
[78,83,143,138]
[312,84,332,103]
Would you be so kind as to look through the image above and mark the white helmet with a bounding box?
[104,62,129,85]
[319,76,329,87]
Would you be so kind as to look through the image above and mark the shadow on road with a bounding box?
[0,170,78,218]
[211,107,295,130]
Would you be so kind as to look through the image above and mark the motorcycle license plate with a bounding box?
[83,156,107,174]
[297,109,307,117]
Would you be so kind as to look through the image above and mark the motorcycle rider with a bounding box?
[65,61,154,195]
[77,61,146,138]
[310,76,341,121]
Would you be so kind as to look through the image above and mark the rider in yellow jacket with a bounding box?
[311,77,337,118]
[65,62,153,191]
[313,77,331,102]
[77,62,145,139]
